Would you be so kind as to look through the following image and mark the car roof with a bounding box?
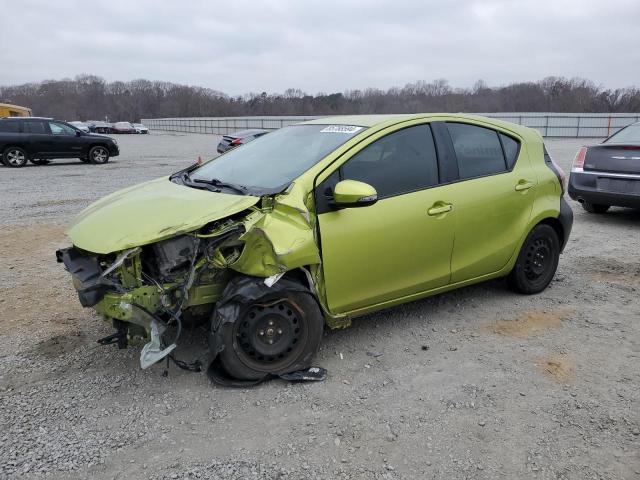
[228,129,269,137]
[0,116,52,121]
[300,113,533,136]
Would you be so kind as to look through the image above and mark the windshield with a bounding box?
[190,124,365,191]
[605,124,640,144]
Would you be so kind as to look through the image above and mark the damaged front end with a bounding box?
[56,182,330,371]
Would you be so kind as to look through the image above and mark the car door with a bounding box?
[47,121,83,157]
[316,123,456,314]
[442,122,536,283]
[24,120,54,156]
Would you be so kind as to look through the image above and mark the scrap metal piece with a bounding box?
[140,319,176,369]
[101,247,141,278]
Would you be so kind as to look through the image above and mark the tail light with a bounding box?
[572,147,587,169]
[230,138,243,146]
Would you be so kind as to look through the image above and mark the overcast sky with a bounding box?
[2,0,638,95]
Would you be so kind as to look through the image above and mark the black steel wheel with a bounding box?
[582,202,609,214]
[216,281,323,381]
[508,224,560,294]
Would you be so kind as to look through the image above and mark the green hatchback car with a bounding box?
[57,114,573,381]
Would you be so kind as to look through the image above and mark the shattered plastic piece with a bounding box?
[279,366,327,382]
[140,319,177,369]
[264,272,285,287]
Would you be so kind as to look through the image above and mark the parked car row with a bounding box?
[70,121,149,134]
[0,117,119,167]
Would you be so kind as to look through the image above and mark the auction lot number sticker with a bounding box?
[320,125,363,134]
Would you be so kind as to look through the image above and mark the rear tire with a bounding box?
[582,202,609,214]
[508,224,560,294]
[88,146,110,164]
[2,147,28,167]
[216,281,323,381]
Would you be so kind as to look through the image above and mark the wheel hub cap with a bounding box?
[236,302,302,365]
[524,239,551,279]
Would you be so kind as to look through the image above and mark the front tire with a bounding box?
[582,202,609,214]
[3,147,28,168]
[216,280,323,381]
[508,224,560,294]
[89,146,110,164]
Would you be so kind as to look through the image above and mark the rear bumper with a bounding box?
[558,197,573,252]
[568,169,640,208]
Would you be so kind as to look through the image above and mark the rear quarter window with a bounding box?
[499,133,520,169]
[0,121,22,133]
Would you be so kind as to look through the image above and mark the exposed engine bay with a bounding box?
[56,185,337,378]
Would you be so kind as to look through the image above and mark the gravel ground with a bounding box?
[0,132,638,480]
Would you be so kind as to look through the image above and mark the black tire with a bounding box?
[30,159,50,165]
[2,147,28,168]
[507,224,560,294]
[582,202,609,214]
[88,146,110,164]
[217,282,323,381]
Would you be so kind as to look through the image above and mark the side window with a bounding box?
[340,124,439,199]
[500,133,520,169]
[447,123,507,179]
[49,122,76,136]
[0,121,21,133]
[26,121,47,134]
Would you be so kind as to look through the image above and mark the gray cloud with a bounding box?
[1,0,638,94]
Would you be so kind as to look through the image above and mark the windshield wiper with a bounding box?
[192,177,248,195]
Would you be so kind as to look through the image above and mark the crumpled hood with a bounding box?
[67,177,259,254]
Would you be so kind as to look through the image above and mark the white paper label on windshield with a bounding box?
[320,125,363,134]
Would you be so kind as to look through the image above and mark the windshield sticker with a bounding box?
[320,125,363,134]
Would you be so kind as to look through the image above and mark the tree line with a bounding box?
[1,74,639,122]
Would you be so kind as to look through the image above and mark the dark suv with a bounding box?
[0,117,119,167]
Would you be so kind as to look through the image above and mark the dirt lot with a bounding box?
[1,132,638,480]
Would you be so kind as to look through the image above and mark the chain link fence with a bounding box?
[142,113,640,138]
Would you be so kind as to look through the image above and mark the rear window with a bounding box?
[0,121,21,133]
[605,124,640,144]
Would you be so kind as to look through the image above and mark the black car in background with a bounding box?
[0,117,119,167]
[569,122,640,213]
[86,121,112,134]
[217,128,269,153]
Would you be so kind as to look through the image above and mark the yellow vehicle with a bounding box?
[0,103,32,118]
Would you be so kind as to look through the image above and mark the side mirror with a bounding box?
[332,180,378,208]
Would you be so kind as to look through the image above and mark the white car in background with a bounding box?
[69,121,90,133]
[133,123,149,134]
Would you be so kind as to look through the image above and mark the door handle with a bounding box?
[427,203,452,216]
[514,181,534,191]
